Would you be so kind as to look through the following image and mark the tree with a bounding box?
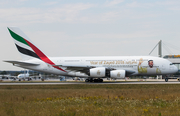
[1,71,7,75]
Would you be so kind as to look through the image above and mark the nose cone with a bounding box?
[17,75,20,79]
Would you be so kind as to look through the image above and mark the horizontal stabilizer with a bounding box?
[4,60,40,66]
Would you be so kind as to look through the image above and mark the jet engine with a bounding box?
[110,70,125,79]
[90,67,106,77]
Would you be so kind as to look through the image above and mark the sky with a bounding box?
[1,0,180,70]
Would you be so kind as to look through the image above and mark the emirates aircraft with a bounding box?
[4,27,178,82]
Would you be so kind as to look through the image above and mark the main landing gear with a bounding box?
[164,75,169,82]
[165,78,168,82]
[85,78,103,83]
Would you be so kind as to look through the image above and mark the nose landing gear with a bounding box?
[165,78,168,82]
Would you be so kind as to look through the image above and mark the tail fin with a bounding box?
[7,27,66,72]
[7,27,51,64]
[27,70,29,74]
[8,27,41,60]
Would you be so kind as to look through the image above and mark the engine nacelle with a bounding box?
[110,70,125,79]
[90,67,106,77]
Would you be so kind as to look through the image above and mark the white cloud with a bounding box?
[0,0,28,6]
[43,1,58,6]
[126,1,154,8]
[78,11,121,23]
[104,0,124,7]
[168,7,180,11]
[156,0,180,6]
[126,0,180,11]
[155,1,180,11]
[75,30,162,42]
[0,3,96,24]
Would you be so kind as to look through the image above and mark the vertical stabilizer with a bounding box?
[8,27,42,60]
[7,27,66,72]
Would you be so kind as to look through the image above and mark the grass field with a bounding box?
[0,84,180,116]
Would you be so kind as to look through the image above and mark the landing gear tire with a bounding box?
[85,79,89,82]
[94,79,97,82]
[90,79,93,82]
[97,78,103,82]
[19,79,21,81]
[165,78,168,82]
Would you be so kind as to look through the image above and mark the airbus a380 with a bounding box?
[4,27,178,82]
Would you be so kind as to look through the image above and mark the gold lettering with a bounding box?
[99,61,103,65]
[90,61,98,65]
[116,61,124,64]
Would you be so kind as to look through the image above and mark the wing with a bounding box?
[54,65,136,76]
[4,60,40,66]
[53,65,95,74]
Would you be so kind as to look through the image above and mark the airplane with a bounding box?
[4,27,178,82]
[0,71,40,81]
[17,70,30,81]
[17,70,42,81]
[0,75,16,80]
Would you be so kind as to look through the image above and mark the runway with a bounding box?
[0,81,180,85]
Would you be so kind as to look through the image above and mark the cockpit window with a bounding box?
[170,63,174,65]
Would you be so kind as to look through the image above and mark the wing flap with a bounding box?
[4,60,40,66]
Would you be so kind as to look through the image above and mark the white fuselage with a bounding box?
[17,73,29,79]
[15,56,178,78]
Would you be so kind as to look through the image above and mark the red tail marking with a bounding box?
[24,39,66,72]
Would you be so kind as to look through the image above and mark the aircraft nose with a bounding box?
[174,65,178,73]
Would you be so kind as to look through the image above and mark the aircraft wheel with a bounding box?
[97,79,101,82]
[94,79,98,82]
[19,79,21,81]
[165,78,168,82]
[100,79,103,82]
[85,79,89,82]
[90,79,93,82]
